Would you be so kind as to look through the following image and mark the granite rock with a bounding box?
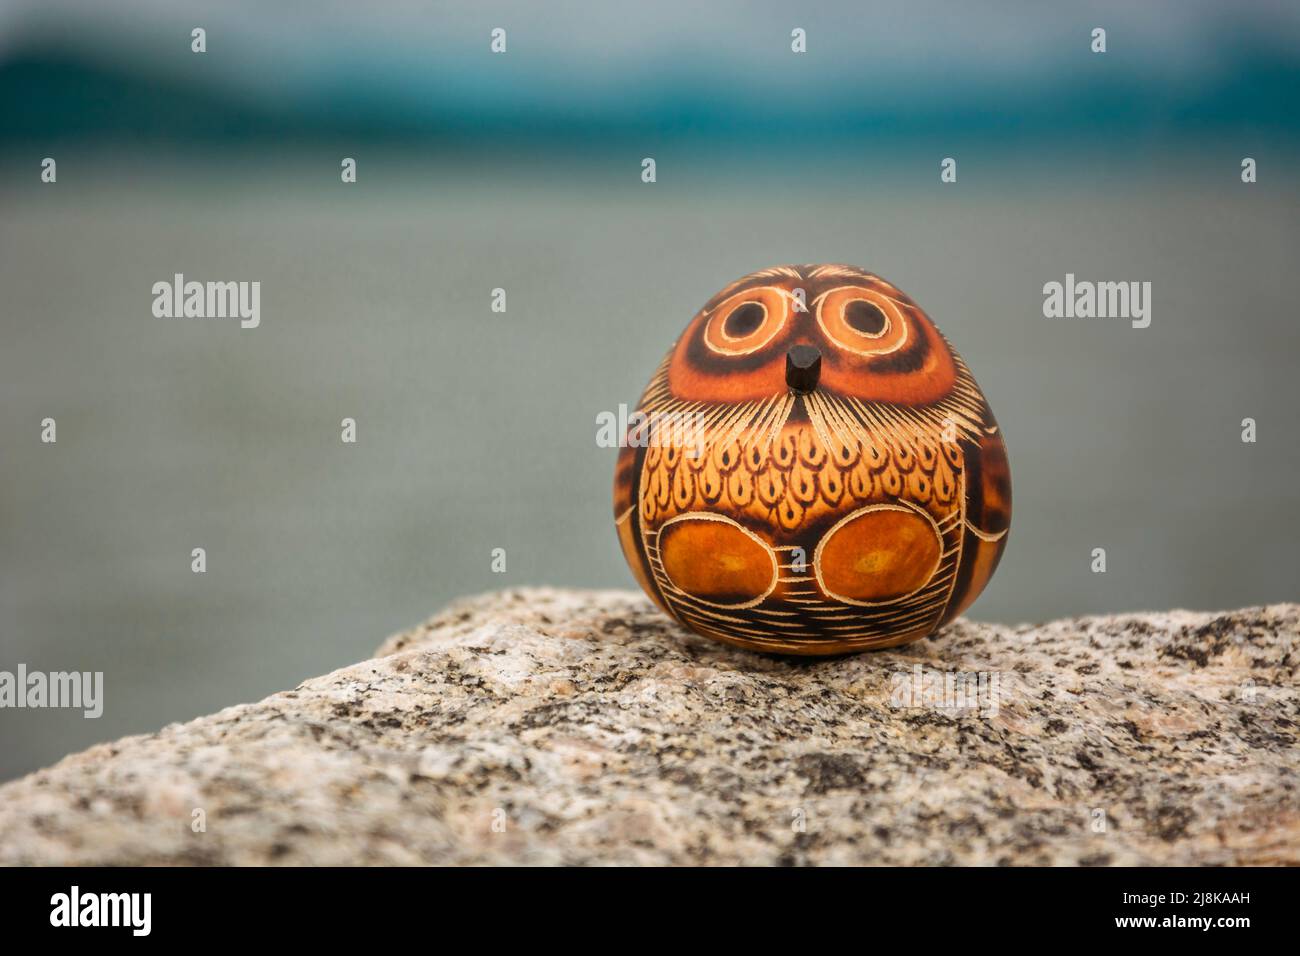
[1,589,1296,865]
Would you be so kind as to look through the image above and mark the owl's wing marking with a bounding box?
[965,521,1008,542]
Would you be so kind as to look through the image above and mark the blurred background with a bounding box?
[2,0,1298,781]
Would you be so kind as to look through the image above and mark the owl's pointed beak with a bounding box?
[785,345,821,393]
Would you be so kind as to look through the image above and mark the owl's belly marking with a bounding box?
[635,416,966,652]
[813,503,945,605]
[656,512,779,609]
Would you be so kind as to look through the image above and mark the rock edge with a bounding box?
[1,589,1296,865]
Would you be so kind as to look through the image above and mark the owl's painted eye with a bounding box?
[815,286,909,357]
[845,300,887,336]
[724,302,765,338]
[704,287,790,356]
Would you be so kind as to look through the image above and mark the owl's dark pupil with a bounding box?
[845,300,887,335]
[725,303,765,338]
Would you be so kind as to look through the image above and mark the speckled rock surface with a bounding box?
[1,589,1296,865]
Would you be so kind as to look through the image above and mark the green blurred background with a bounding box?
[2,1,1299,781]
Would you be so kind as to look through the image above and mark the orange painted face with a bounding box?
[667,266,958,407]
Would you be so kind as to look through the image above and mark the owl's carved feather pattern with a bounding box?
[613,264,1011,655]
[639,406,964,533]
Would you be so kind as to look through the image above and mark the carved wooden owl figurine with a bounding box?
[613,264,1011,655]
